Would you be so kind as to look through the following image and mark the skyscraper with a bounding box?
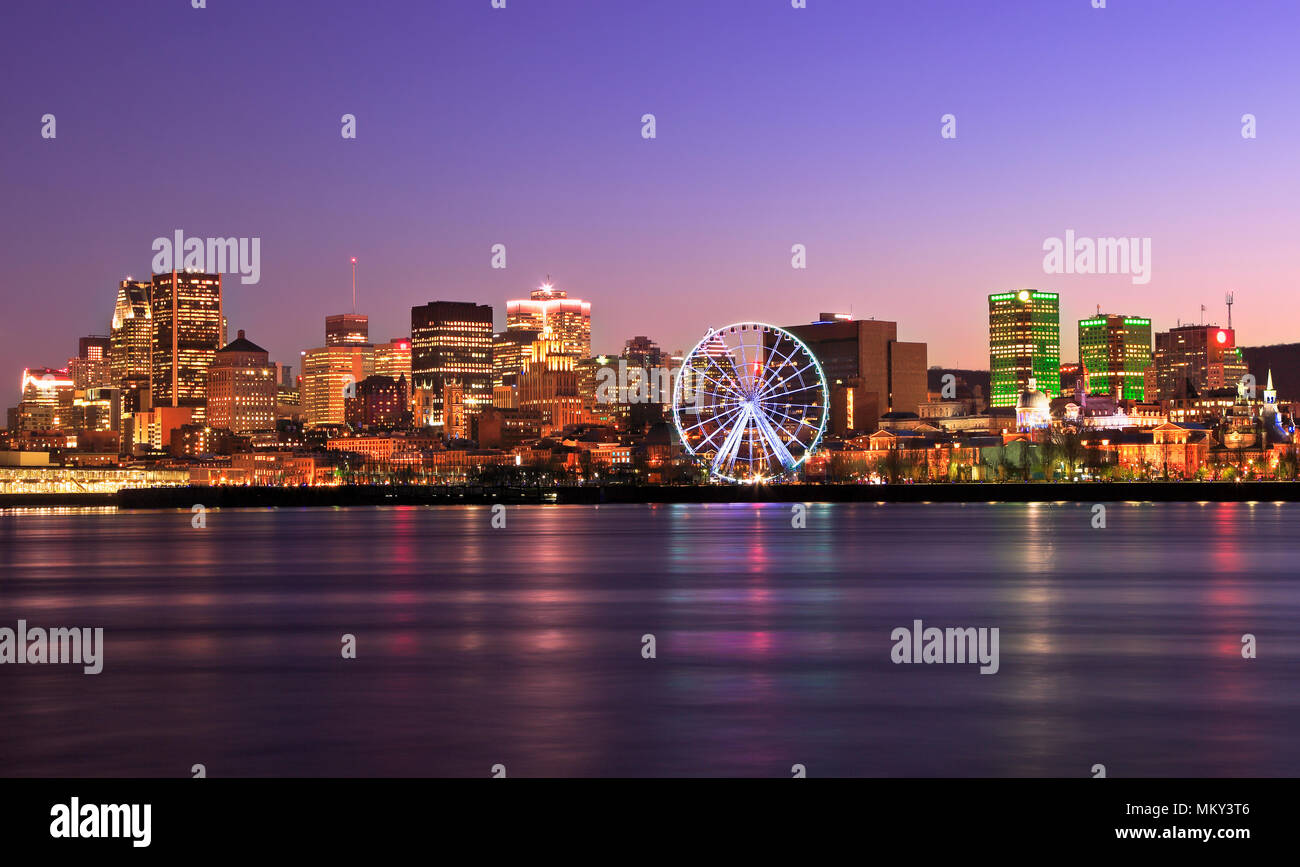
[411,301,493,428]
[518,336,583,436]
[374,338,412,382]
[492,328,541,389]
[621,335,667,371]
[111,279,152,405]
[783,314,927,435]
[988,290,1061,408]
[301,344,374,427]
[16,367,74,431]
[69,335,113,390]
[1153,324,1249,399]
[325,313,369,347]
[505,282,591,357]
[1077,314,1152,400]
[150,271,223,422]
[206,330,276,433]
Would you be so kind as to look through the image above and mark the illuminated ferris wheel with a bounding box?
[671,322,828,483]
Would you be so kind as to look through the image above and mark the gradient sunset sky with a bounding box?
[3,0,1298,403]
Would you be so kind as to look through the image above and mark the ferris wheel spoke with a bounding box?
[756,358,819,402]
[711,403,755,475]
[759,402,821,444]
[759,378,825,403]
[751,338,803,398]
[695,409,750,454]
[679,400,744,437]
[752,403,797,469]
[764,403,822,437]
[683,364,747,404]
[750,414,782,474]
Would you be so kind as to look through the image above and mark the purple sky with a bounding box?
[3,0,1299,404]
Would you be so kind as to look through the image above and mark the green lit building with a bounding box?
[1077,314,1152,400]
[988,290,1060,408]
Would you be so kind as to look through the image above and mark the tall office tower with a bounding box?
[615,334,670,414]
[206,330,277,433]
[1077,314,1152,400]
[1153,324,1249,400]
[325,313,369,347]
[621,335,667,371]
[411,301,494,428]
[505,282,591,357]
[783,314,928,435]
[69,335,113,390]
[150,271,223,423]
[577,354,618,425]
[988,291,1061,408]
[111,279,152,386]
[301,344,375,427]
[518,336,583,436]
[374,338,412,382]
[70,387,120,433]
[492,328,541,389]
[16,367,75,431]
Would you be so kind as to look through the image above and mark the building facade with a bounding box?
[206,330,277,434]
[344,374,410,430]
[111,279,152,390]
[150,270,223,423]
[374,338,412,381]
[989,290,1061,407]
[518,336,583,436]
[1153,324,1249,400]
[411,301,494,428]
[505,283,591,357]
[301,344,374,427]
[492,328,541,389]
[1078,314,1152,400]
[325,313,369,347]
[783,314,927,436]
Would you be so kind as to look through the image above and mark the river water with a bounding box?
[0,502,1295,777]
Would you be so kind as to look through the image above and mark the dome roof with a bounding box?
[1016,388,1050,413]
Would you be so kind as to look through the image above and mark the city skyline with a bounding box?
[4,0,1300,403]
[3,262,1279,406]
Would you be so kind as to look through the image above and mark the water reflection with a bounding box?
[0,503,1296,777]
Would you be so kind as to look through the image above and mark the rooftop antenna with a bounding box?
[1225,291,1234,330]
[350,257,357,313]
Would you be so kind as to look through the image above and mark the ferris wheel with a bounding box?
[672,322,828,483]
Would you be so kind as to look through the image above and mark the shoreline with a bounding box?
[3,481,1300,509]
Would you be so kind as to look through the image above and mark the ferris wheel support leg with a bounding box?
[712,403,754,477]
[753,407,797,470]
